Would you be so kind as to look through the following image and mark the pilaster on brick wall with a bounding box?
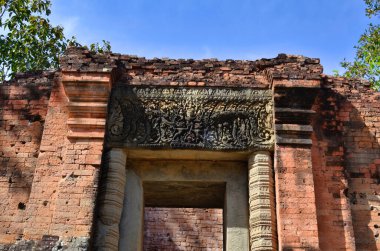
[5,48,379,251]
[23,74,70,239]
[272,61,322,250]
[23,47,116,243]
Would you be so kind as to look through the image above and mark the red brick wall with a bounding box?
[1,49,380,251]
[144,208,223,250]
[334,79,380,250]
[275,145,320,249]
[311,82,356,250]
[312,77,380,250]
[0,71,106,246]
[23,78,103,240]
[21,71,109,242]
[0,73,54,243]
[22,74,70,239]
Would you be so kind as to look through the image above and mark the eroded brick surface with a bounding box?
[1,47,379,250]
[23,74,105,241]
[0,73,54,243]
[275,146,320,249]
[144,208,223,251]
[312,77,380,250]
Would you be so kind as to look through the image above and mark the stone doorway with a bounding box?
[95,86,277,250]
[119,156,249,250]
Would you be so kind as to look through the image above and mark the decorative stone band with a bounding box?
[107,86,274,151]
[95,149,127,251]
[248,152,277,251]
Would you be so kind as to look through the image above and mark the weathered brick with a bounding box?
[1,48,379,251]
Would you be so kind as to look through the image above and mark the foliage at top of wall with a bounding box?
[0,0,110,82]
[341,0,380,90]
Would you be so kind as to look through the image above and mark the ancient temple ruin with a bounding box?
[0,47,379,250]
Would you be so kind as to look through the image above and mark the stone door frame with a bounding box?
[59,53,322,251]
[95,149,277,251]
[120,156,249,250]
[95,85,278,250]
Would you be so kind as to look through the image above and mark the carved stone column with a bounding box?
[95,148,127,251]
[248,151,277,250]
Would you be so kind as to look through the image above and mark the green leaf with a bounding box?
[0,0,112,82]
[341,0,380,90]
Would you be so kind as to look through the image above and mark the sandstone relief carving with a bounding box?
[107,86,274,150]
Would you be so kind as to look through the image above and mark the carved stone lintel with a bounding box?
[95,149,127,251]
[248,152,277,251]
[107,86,274,151]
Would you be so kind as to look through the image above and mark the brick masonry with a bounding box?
[0,72,54,243]
[0,47,379,250]
[312,77,380,250]
[144,208,223,250]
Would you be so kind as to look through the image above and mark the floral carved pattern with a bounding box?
[107,86,274,150]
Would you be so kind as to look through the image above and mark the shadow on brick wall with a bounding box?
[0,83,51,242]
[342,95,380,250]
[312,87,380,250]
[143,208,223,250]
[0,85,48,194]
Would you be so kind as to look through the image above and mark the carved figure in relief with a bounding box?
[107,86,274,150]
[108,101,123,136]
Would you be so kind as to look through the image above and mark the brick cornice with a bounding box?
[61,71,112,140]
[272,77,321,146]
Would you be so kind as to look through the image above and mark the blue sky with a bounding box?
[50,0,375,75]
